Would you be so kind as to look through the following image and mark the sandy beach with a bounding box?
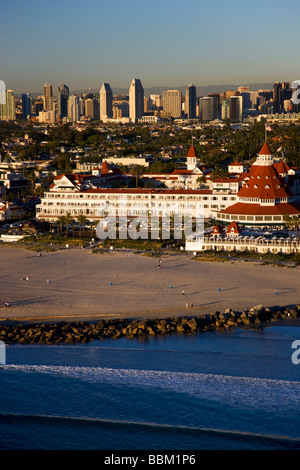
[0,246,299,322]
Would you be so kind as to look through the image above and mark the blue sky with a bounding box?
[1,0,299,94]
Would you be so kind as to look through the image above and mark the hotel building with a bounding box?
[36,143,299,233]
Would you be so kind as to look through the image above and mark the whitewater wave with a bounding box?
[5,364,300,413]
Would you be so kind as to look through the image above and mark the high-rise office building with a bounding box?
[0,89,16,120]
[68,94,80,122]
[100,83,113,121]
[273,82,292,113]
[229,95,243,121]
[22,93,32,120]
[85,98,100,119]
[221,99,230,120]
[199,97,218,121]
[43,84,53,110]
[163,90,182,118]
[208,93,221,118]
[57,84,69,119]
[129,78,144,122]
[185,84,197,119]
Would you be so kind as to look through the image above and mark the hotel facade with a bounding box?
[36,143,300,229]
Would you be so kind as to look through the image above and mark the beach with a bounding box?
[1,245,300,451]
[0,246,299,322]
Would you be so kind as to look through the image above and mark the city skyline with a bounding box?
[1,0,299,94]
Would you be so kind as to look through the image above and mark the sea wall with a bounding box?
[0,304,299,345]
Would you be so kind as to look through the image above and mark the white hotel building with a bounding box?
[36,183,238,223]
[36,143,300,229]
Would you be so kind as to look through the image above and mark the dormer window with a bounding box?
[254,184,258,188]
[265,185,270,189]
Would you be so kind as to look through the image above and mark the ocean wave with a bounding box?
[6,364,300,412]
[0,411,299,446]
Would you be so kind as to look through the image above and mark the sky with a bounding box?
[1,0,300,94]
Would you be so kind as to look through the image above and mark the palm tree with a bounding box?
[58,215,66,235]
[291,216,299,253]
[64,212,73,237]
[77,214,87,237]
[130,165,144,188]
[283,214,294,253]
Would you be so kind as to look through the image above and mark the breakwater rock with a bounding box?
[0,304,299,345]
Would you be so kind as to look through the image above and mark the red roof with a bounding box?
[84,188,213,195]
[212,225,224,234]
[273,160,291,175]
[187,145,197,159]
[220,202,300,216]
[101,161,110,175]
[258,142,272,155]
[238,164,292,200]
[172,169,193,175]
[226,221,240,234]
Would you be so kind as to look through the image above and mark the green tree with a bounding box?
[77,214,87,237]
[130,165,145,188]
[64,212,73,237]
[58,215,66,234]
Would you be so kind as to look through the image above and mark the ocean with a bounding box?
[0,323,300,451]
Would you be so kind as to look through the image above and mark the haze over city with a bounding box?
[1,0,300,94]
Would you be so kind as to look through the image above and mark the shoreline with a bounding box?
[0,303,299,345]
[0,245,299,344]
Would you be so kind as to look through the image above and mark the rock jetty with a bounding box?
[0,304,299,345]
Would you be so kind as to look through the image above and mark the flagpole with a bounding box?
[265,123,267,143]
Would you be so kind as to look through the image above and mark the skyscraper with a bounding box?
[22,93,32,120]
[229,95,243,121]
[129,78,144,123]
[68,94,80,122]
[199,97,218,121]
[0,89,16,120]
[43,84,53,110]
[221,99,230,120]
[163,90,182,118]
[185,84,197,119]
[100,83,113,121]
[57,84,69,120]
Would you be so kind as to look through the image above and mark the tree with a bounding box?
[283,214,295,252]
[58,216,66,234]
[77,214,87,237]
[64,212,73,237]
[130,165,144,188]
[23,167,39,197]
